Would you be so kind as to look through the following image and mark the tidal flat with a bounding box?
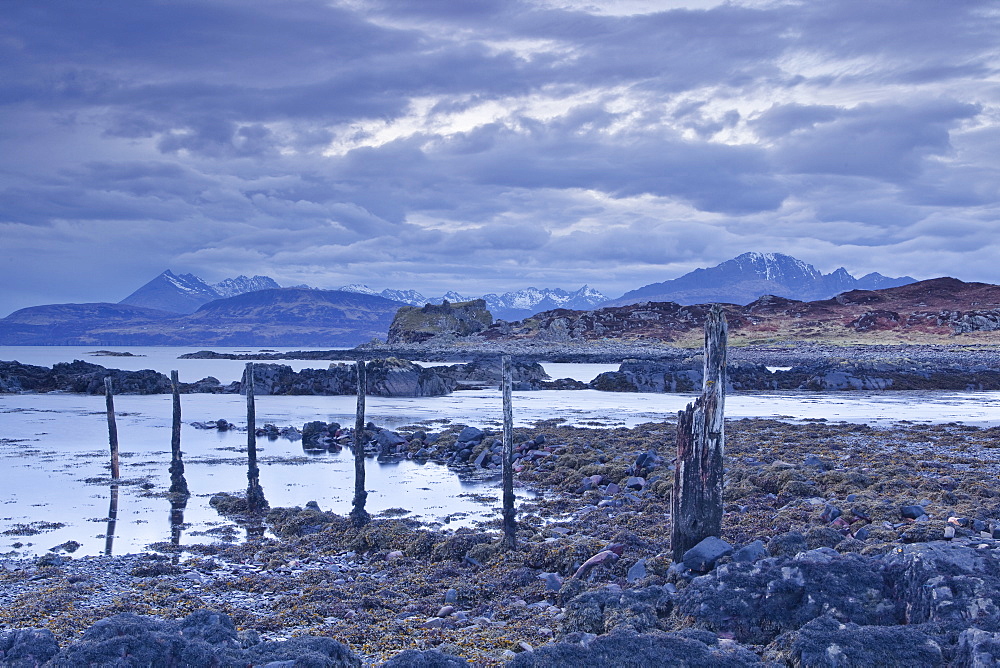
[4,417,1000,665]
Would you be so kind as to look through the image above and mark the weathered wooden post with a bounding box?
[169,370,189,498]
[501,356,517,549]
[244,363,267,513]
[104,484,119,556]
[671,304,727,561]
[104,377,120,480]
[350,359,370,527]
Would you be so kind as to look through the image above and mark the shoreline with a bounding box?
[5,417,1000,665]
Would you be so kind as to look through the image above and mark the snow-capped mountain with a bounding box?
[119,270,221,314]
[213,275,281,298]
[482,286,607,321]
[607,252,915,307]
[337,284,608,320]
[120,270,285,314]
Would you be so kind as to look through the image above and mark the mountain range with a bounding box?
[0,252,932,346]
[337,284,608,321]
[0,289,402,346]
[607,252,915,307]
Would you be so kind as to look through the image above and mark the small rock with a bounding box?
[437,606,455,617]
[944,526,956,539]
[682,536,733,573]
[626,558,647,583]
[444,588,458,604]
[901,505,926,520]
[820,504,842,523]
[732,540,767,563]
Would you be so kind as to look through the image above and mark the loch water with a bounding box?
[4,346,1000,558]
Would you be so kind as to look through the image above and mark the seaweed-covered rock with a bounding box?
[787,615,943,667]
[41,610,360,668]
[677,550,899,644]
[381,648,470,667]
[563,586,675,635]
[0,628,59,667]
[244,636,361,667]
[506,628,763,667]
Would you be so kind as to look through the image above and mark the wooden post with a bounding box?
[671,304,727,562]
[245,363,267,513]
[350,360,370,527]
[169,370,189,497]
[104,484,119,556]
[104,377,120,479]
[501,355,517,549]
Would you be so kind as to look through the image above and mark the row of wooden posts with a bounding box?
[101,304,727,558]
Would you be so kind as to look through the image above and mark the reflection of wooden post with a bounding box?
[169,370,189,497]
[104,484,119,556]
[501,356,516,549]
[104,377,120,479]
[671,304,727,561]
[350,360,369,527]
[245,363,266,512]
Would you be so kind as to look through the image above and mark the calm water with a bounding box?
[3,345,1000,558]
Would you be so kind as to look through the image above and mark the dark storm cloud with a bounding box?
[0,0,998,314]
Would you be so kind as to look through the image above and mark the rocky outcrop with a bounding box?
[387,300,493,344]
[240,358,456,397]
[0,360,172,394]
[436,358,549,389]
[589,358,1000,392]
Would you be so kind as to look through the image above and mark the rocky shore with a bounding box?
[5,417,1000,666]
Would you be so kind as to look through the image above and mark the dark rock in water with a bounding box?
[0,627,60,666]
[302,421,339,449]
[382,648,470,667]
[788,615,943,667]
[0,360,172,394]
[240,358,455,397]
[507,628,762,667]
[682,536,733,573]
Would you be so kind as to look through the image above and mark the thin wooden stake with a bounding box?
[671,304,728,561]
[245,362,266,512]
[350,360,370,527]
[104,377,120,479]
[501,355,517,549]
[169,370,189,497]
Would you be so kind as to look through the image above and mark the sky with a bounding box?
[2,0,999,315]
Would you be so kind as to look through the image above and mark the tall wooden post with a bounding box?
[245,363,266,513]
[104,484,119,556]
[104,377,120,479]
[169,370,189,497]
[671,304,727,561]
[350,360,370,527]
[501,356,517,549]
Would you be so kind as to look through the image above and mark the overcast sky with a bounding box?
[2,0,998,314]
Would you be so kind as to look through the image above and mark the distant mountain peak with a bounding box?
[120,270,285,314]
[608,252,915,307]
[214,275,280,298]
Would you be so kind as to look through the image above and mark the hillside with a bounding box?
[0,289,404,346]
[475,277,1000,346]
